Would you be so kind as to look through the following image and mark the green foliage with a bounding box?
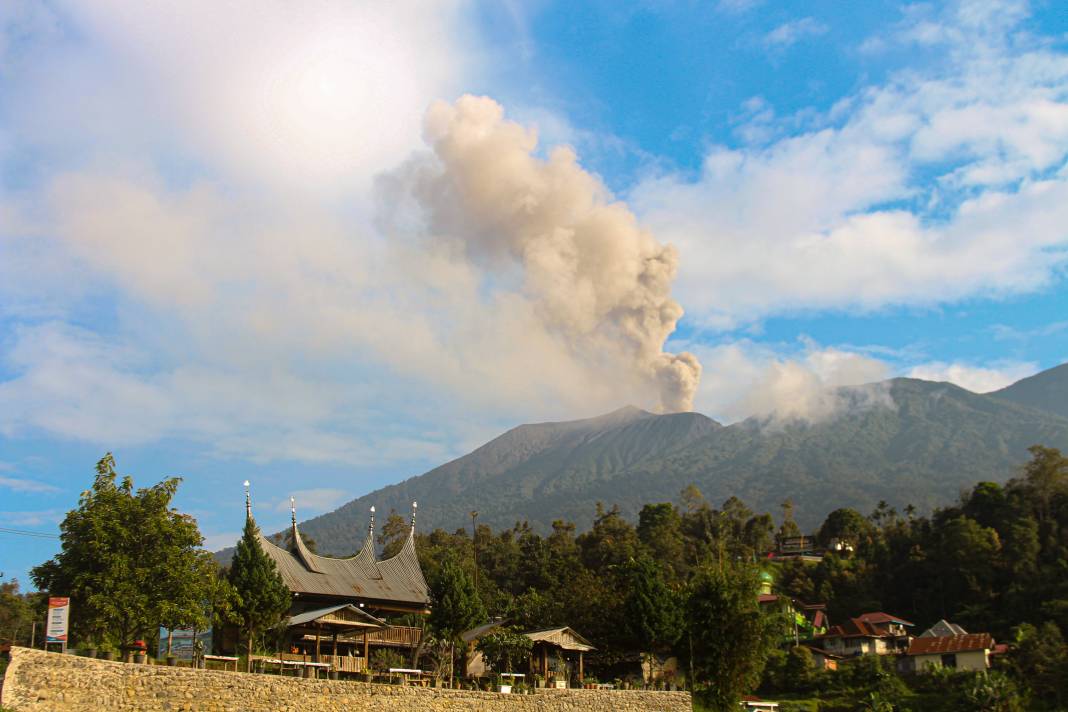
[370,647,407,672]
[428,554,485,643]
[1011,622,1068,709]
[228,515,291,667]
[475,627,533,673]
[622,555,683,653]
[0,578,45,646]
[30,454,208,649]
[688,561,778,711]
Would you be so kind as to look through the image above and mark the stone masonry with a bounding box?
[1,647,692,712]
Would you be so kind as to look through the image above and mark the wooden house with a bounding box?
[236,489,430,672]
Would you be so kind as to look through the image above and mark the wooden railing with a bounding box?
[319,655,366,673]
[364,626,422,648]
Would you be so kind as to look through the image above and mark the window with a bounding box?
[940,653,956,668]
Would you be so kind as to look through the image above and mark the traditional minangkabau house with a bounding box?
[241,485,430,673]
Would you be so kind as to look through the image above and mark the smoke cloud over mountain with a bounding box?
[379,95,701,412]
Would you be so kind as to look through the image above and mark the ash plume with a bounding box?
[380,95,701,412]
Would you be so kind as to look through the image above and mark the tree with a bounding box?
[228,515,291,671]
[1014,622,1068,709]
[0,577,41,646]
[623,555,683,654]
[687,561,777,711]
[31,454,208,655]
[637,503,686,576]
[476,628,533,675]
[428,554,485,680]
[817,508,872,550]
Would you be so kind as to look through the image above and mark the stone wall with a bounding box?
[1,647,691,712]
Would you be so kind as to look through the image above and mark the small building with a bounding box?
[772,535,823,562]
[816,613,912,657]
[903,633,994,672]
[461,622,595,686]
[801,645,843,671]
[527,627,596,684]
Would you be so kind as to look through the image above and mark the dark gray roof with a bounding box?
[920,619,968,637]
[258,518,429,609]
[461,619,508,643]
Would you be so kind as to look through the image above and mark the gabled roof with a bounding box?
[256,510,429,609]
[287,604,387,628]
[819,617,894,639]
[907,633,993,656]
[524,627,596,652]
[801,645,844,660]
[856,612,914,627]
[920,619,967,637]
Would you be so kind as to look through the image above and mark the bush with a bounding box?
[370,648,406,673]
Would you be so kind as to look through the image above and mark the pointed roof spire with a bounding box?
[244,480,252,519]
[369,505,376,535]
[410,500,418,532]
[290,496,297,526]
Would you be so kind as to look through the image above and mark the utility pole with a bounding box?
[30,620,37,648]
[470,511,479,590]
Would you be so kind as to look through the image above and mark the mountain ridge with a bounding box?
[278,364,1068,557]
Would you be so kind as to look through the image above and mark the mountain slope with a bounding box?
[992,362,1068,419]
[295,366,1068,555]
[298,406,721,554]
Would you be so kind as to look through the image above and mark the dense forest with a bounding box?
[380,444,1068,710]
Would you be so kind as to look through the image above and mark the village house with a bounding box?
[902,633,996,672]
[757,570,829,643]
[815,612,913,657]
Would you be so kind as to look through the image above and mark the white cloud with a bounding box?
[632,1,1068,330]
[4,1,471,200]
[0,476,61,494]
[683,339,891,423]
[716,0,763,14]
[273,489,350,516]
[0,510,63,527]
[763,18,828,49]
[201,531,241,552]
[907,360,1037,393]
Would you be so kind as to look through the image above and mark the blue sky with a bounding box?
[2,0,1068,585]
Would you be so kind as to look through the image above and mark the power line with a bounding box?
[0,526,59,539]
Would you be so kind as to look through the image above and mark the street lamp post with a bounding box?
[470,511,479,590]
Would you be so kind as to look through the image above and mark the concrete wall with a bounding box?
[1,647,691,712]
[910,649,989,672]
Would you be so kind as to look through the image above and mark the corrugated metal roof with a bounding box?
[257,519,429,608]
[856,612,914,626]
[907,633,993,656]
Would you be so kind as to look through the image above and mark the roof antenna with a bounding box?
[410,501,418,531]
[290,496,297,526]
[244,480,251,519]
